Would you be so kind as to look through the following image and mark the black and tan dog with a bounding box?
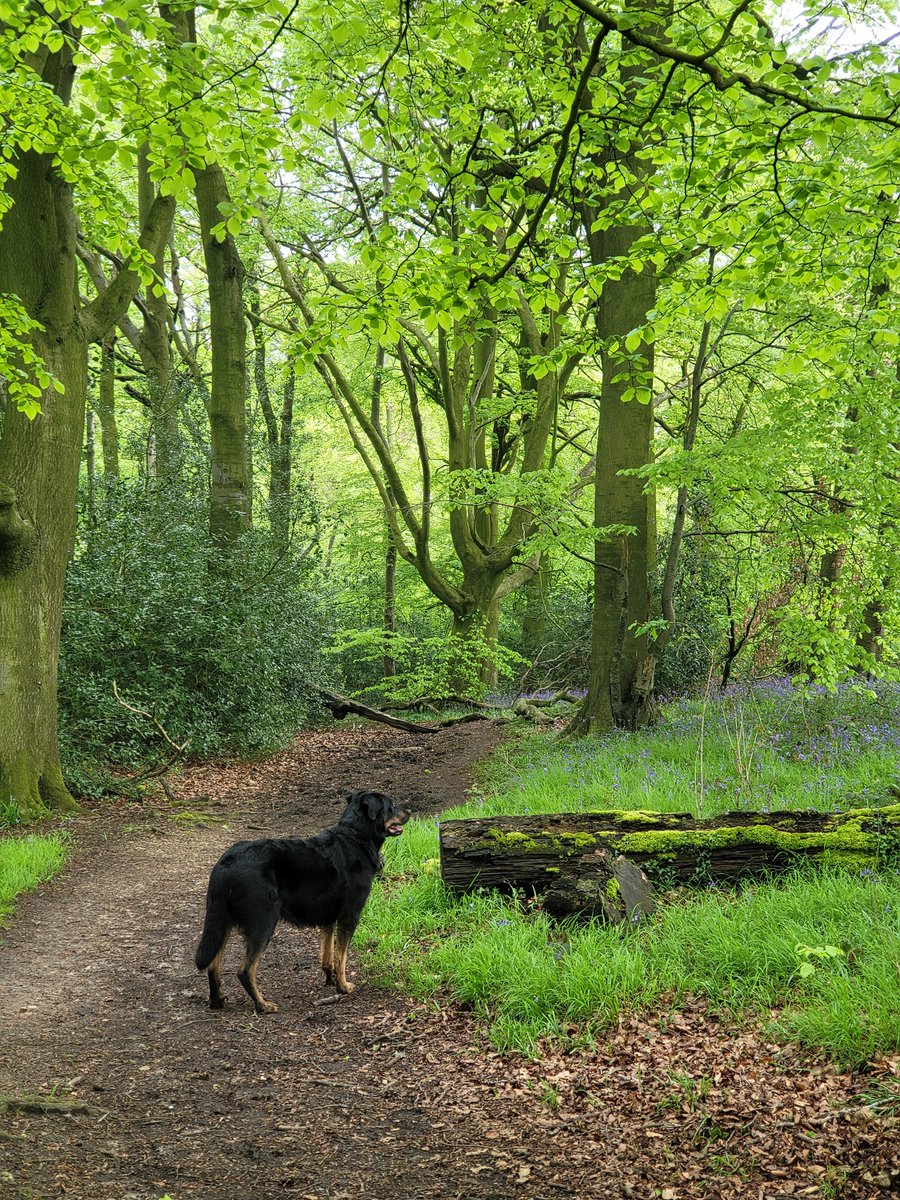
[195,790,408,1013]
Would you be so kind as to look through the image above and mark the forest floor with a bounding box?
[0,721,897,1200]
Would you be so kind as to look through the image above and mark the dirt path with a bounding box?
[0,723,897,1200]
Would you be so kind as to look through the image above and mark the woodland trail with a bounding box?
[0,722,896,1200]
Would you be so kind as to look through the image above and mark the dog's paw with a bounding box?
[337,981,355,995]
[255,999,279,1014]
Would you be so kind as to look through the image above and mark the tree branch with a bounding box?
[80,193,175,344]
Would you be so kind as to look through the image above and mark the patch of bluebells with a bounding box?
[485,675,898,821]
[670,676,900,765]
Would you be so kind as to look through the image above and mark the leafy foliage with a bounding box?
[59,483,327,767]
[329,625,526,704]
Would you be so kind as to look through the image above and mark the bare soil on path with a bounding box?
[0,722,897,1200]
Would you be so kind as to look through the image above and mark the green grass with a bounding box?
[360,680,900,1063]
[0,834,69,923]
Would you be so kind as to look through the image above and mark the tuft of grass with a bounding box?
[0,834,69,923]
[359,681,900,1063]
[0,799,23,829]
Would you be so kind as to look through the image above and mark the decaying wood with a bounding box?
[318,688,491,733]
[1,1096,106,1118]
[439,803,900,900]
[318,688,441,732]
[542,850,657,922]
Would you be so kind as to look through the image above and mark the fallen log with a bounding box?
[439,803,900,899]
[318,688,442,732]
[319,687,578,731]
[319,688,490,732]
[321,691,496,734]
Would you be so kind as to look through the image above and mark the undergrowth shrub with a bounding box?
[60,482,327,772]
[328,625,526,703]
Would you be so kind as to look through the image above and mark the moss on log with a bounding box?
[439,803,900,896]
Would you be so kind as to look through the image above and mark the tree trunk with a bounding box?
[94,331,120,479]
[566,19,660,736]
[195,166,251,547]
[137,144,181,481]
[249,291,293,546]
[568,217,656,734]
[271,369,294,544]
[449,587,502,693]
[857,585,887,668]
[521,554,550,656]
[439,803,900,895]
[0,22,173,818]
[0,73,85,815]
[383,536,397,678]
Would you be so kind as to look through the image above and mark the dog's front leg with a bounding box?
[332,921,359,993]
[318,925,336,985]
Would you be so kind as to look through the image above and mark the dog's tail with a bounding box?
[195,895,229,971]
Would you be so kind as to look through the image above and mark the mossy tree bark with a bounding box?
[439,805,900,899]
[0,35,173,818]
[567,55,658,735]
[195,160,251,548]
[567,217,656,735]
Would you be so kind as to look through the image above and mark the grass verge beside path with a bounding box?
[0,834,69,923]
[359,681,900,1064]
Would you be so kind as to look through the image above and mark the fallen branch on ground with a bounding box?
[317,688,493,732]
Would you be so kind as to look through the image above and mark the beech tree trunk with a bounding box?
[0,35,172,817]
[0,37,85,815]
[0,341,84,817]
[439,804,900,898]
[137,144,181,481]
[195,161,251,547]
[569,201,656,733]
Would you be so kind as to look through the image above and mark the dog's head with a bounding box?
[341,790,410,840]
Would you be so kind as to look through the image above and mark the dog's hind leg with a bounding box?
[206,930,230,1008]
[236,911,280,1014]
[318,925,336,985]
[237,938,279,1014]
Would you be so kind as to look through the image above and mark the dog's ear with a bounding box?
[361,791,390,823]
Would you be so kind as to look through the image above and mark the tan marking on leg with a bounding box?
[239,947,278,1014]
[333,927,355,994]
[319,925,335,984]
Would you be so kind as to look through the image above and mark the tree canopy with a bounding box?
[0,0,898,805]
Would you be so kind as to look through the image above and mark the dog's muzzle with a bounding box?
[385,809,410,836]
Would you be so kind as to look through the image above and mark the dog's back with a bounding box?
[196,831,362,959]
